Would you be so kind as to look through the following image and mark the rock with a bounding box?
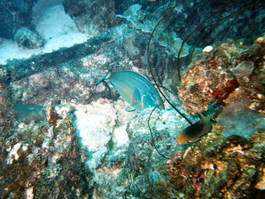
[167,126,265,198]
[63,0,116,36]
[202,45,213,53]
[0,102,92,198]
[0,0,37,39]
[231,61,254,77]
[14,27,45,49]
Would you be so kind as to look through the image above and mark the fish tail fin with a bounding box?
[94,78,105,86]
[94,69,112,86]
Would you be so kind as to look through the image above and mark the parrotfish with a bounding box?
[176,113,212,144]
[95,70,164,111]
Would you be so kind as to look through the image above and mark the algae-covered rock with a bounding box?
[14,27,45,49]
[167,126,265,198]
[71,92,192,198]
[0,67,14,138]
[179,34,265,116]
[119,3,190,58]
[63,0,116,36]
[0,102,93,198]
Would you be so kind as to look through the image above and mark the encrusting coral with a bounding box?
[164,33,265,198]
[0,66,14,138]
[179,34,265,115]
[167,125,265,199]
[179,43,239,114]
[0,102,92,198]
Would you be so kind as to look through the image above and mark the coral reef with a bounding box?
[179,35,265,115]
[0,66,14,137]
[169,35,265,198]
[179,45,239,114]
[0,102,93,198]
[0,1,264,198]
[167,126,265,198]
[68,93,194,198]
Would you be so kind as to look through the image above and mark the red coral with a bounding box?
[212,79,239,103]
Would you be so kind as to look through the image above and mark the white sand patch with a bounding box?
[0,0,88,64]
[0,39,41,63]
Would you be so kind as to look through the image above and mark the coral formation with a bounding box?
[179,34,265,115]
[169,35,265,198]
[167,126,265,198]
[0,1,264,198]
[0,66,14,137]
[0,102,93,198]
[179,47,239,114]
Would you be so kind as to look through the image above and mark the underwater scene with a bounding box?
[0,0,265,198]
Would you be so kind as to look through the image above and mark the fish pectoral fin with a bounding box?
[129,88,142,110]
[141,94,146,109]
[122,88,141,112]
[141,94,156,108]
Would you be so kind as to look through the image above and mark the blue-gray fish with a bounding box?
[95,70,164,111]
